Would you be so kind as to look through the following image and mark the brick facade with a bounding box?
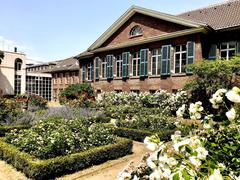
[77,5,240,95]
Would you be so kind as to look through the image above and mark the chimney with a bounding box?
[14,47,17,53]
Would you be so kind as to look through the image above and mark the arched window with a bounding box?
[130,25,143,37]
[15,58,22,71]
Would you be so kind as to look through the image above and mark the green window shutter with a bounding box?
[208,44,217,60]
[237,42,240,55]
[106,55,113,79]
[122,52,130,78]
[95,57,100,80]
[161,45,171,76]
[140,49,149,77]
[82,65,86,81]
[186,41,195,74]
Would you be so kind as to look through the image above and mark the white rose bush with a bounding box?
[117,87,240,180]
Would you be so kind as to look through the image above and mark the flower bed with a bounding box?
[5,117,115,159]
[0,137,132,180]
[117,86,240,179]
[0,125,30,137]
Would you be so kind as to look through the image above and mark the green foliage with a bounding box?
[5,117,115,159]
[0,125,30,137]
[185,56,240,109]
[59,83,94,107]
[203,125,240,176]
[114,124,196,142]
[0,137,132,180]
[0,97,22,124]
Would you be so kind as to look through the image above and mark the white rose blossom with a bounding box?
[226,108,236,121]
[208,169,223,180]
[226,87,240,103]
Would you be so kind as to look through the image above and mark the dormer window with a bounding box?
[130,25,142,37]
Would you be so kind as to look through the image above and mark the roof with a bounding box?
[48,57,79,72]
[178,0,240,30]
[28,57,79,73]
[87,5,206,51]
[75,51,94,60]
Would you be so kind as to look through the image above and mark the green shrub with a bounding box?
[0,137,132,180]
[0,125,30,137]
[0,97,22,124]
[5,117,115,159]
[59,83,94,107]
[185,56,240,111]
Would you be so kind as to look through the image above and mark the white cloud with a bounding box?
[0,36,34,54]
[0,36,48,62]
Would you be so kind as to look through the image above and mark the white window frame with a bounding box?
[116,55,123,77]
[174,45,187,74]
[132,52,140,77]
[220,42,236,60]
[101,58,107,78]
[87,62,93,81]
[151,49,161,75]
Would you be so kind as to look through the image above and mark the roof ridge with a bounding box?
[178,0,239,15]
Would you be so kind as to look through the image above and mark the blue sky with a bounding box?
[0,0,227,62]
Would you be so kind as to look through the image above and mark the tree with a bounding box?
[184,56,240,111]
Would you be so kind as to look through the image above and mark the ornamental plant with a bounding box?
[97,90,188,115]
[185,56,240,111]
[117,86,240,180]
[5,117,115,159]
[59,83,95,107]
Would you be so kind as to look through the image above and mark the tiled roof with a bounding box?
[75,51,94,60]
[49,57,79,72]
[178,0,240,30]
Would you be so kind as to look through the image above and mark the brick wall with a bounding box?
[101,13,189,47]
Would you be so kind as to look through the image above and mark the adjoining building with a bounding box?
[75,1,240,95]
[0,49,53,101]
[45,57,80,101]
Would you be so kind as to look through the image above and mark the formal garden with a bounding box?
[0,57,240,179]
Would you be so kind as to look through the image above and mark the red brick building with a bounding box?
[76,1,240,94]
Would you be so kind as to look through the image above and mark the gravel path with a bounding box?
[0,141,148,180]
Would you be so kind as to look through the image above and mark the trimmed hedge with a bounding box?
[0,125,30,137]
[114,127,176,142]
[0,137,132,179]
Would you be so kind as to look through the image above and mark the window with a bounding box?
[60,73,63,84]
[116,55,123,77]
[220,42,236,60]
[101,58,107,78]
[151,49,161,75]
[115,89,122,93]
[15,58,22,71]
[130,89,140,94]
[130,25,142,37]
[87,62,93,81]
[14,75,21,95]
[149,90,156,94]
[174,45,187,74]
[132,52,140,76]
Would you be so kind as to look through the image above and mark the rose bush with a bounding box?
[5,117,115,159]
[117,87,240,180]
[97,90,188,113]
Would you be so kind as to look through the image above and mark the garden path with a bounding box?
[0,141,148,180]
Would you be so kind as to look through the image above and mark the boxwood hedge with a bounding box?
[114,127,177,142]
[0,137,132,179]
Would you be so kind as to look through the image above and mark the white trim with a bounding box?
[174,45,187,74]
[220,41,237,60]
